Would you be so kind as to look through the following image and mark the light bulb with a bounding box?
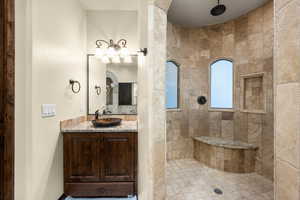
[112,56,121,63]
[120,47,129,58]
[95,47,105,58]
[124,56,132,63]
[107,46,116,58]
[101,56,110,64]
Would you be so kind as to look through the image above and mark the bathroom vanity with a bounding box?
[61,120,138,198]
[60,51,139,198]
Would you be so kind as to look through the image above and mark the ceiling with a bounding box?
[168,0,269,27]
[79,0,138,11]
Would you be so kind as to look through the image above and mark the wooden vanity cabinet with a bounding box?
[63,132,137,197]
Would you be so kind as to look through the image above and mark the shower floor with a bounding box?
[166,159,273,200]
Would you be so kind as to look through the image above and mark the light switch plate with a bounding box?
[41,104,56,118]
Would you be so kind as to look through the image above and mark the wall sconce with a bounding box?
[95,39,148,63]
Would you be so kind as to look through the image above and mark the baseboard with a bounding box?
[58,194,67,200]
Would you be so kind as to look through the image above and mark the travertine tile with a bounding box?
[276,159,300,200]
[275,0,293,12]
[140,5,167,200]
[209,112,222,137]
[263,1,274,33]
[222,112,234,120]
[244,76,264,111]
[248,6,263,35]
[193,138,257,173]
[276,83,300,168]
[221,120,234,140]
[222,34,235,58]
[234,15,248,43]
[276,1,300,84]
[166,1,274,181]
[263,30,273,59]
[167,139,193,160]
[247,114,262,147]
[275,0,300,199]
[248,33,264,61]
[166,159,273,200]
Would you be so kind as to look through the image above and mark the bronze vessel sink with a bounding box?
[92,118,122,127]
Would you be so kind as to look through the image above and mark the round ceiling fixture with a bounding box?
[210,0,226,16]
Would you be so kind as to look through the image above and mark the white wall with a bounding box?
[87,10,138,55]
[15,0,87,199]
[79,0,138,11]
[15,0,32,199]
[15,2,140,200]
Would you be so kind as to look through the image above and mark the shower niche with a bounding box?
[240,73,266,114]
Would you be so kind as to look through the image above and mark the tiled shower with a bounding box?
[166,1,274,199]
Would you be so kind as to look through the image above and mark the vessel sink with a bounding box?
[92,118,122,127]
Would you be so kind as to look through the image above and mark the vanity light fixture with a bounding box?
[95,39,148,63]
[95,39,131,63]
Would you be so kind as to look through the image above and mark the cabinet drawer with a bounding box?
[65,182,135,197]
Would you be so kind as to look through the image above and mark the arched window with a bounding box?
[166,61,179,109]
[210,59,233,109]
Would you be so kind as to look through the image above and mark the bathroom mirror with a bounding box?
[87,54,138,115]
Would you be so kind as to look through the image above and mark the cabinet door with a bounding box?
[64,133,100,182]
[101,133,136,182]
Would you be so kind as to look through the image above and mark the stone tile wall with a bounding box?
[274,0,300,199]
[167,1,274,180]
[193,139,257,173]
[244,76,264,111]
[138,2,168,200]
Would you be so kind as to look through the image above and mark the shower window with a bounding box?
[166,61,179,109]
[210,59,233,110]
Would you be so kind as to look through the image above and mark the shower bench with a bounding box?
[193,136,258,173]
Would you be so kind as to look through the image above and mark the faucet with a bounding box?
[95,109,100,120]
[95,106,112,120]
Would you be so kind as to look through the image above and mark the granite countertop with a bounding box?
[193,136,258,150]
[61,120,138,133]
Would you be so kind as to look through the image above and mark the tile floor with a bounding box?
[166,159,274,200]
